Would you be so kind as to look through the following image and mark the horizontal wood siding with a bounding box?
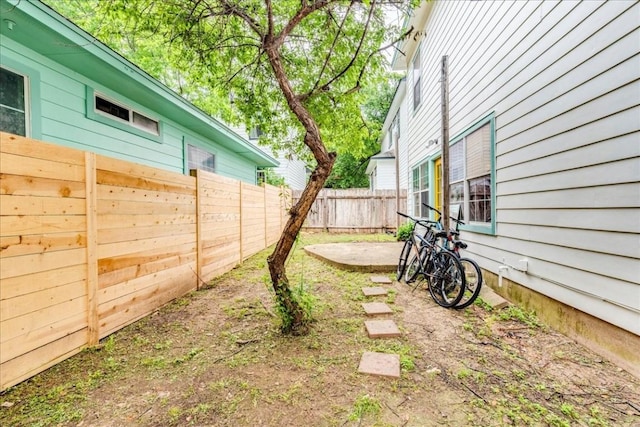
[294,189,407,233]
[0,133,289,390]
[402,1,640,335]
[2,37,258,182]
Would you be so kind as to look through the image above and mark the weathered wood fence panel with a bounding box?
[0,132,290,390]
[293,189,407,233]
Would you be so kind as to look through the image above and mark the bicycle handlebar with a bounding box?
[421,203,465,225]
[396,211,438,228]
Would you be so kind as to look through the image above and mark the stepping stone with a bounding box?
[358,351,400,378]
[364,319,401,338]
[362,286,388,296]
[370,275,392,284]
[479,286,510,310]
[361,302,393,316]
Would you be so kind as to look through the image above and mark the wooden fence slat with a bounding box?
[292,189,406,232]
[85,152,99,346]
[0,135,289,391]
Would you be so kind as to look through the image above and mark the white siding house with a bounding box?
[393,0,640,374]
[232,125,309,190]
[367,79,408,192]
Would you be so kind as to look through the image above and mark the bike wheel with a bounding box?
[396,240,412,281]
[454,258,483,309]
[405,246,432,283]
[428,250,465,308]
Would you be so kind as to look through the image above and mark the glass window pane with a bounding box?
[0,106,26,136]
[132,111,159,135]
[412,168,420,191]
[420,190,430,217]
[420,163,428,190]
[468,175,491,223]
[188,144,215,173]
[450,141,464,181]
[466,124,491,178]
[0,68,25,110]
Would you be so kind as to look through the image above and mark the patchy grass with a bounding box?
[1,232,639,427]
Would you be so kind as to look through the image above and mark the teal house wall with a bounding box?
[0,0,277,183]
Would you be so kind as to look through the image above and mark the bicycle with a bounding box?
[396,212,466,308]
[422,203,483,309]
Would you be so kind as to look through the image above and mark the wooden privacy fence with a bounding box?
[293,188,407,233]
[0,133,291,390]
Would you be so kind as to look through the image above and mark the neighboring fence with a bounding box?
[293,188,407,233]
[0,133,290,390]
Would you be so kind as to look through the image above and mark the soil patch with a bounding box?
[2,233,639,426]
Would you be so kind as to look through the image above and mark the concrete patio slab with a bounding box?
[304,242,403,273]
[362,302,393,316]
[364,319,401,338]
[358,352,400,378]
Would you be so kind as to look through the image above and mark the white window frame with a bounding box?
[94,92,160,136]
[411,161,429,217]
[448,115,495,233]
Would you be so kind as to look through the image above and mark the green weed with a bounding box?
[348,394,382,422]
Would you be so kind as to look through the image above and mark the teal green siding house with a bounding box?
[0,0,277,182]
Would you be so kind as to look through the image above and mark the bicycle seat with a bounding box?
[454,241,468,249]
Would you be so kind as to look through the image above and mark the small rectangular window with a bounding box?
[249,126,263,140]
[0,67,27,136]
[411,161,429,217]
[412,48,421,111]
[188,144,215,173]
[132,111,159,134]
[94,94,159,136]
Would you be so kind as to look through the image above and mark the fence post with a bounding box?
[85,152,99,346]
[195,170,203,290]
[239,181,244,262]
[264,184,268,248]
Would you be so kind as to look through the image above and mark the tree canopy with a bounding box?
[51,0,416,334]
[52,0,410,164]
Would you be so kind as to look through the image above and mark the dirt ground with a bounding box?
[2,233,639,427]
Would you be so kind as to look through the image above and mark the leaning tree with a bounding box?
[57,0,417,334]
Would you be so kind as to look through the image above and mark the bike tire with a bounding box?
[428,250,466,308]
[454,257,483,309]
[396,239,412,281]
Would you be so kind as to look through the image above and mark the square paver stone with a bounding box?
[362,286,388,296]
[370,275,393,284]
[361,302,393,316]
[358,352,400,378]
[364,319,402,338]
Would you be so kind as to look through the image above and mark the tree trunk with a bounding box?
[267,151,335,334]
[264,40,337,335]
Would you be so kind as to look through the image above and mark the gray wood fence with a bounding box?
[292,189,407,233]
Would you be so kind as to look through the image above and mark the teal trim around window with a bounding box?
[0,56,42,139]
[453,112,496,236]
[85,86,163,143]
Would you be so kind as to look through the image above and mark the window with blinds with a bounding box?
[448,121,493,225]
